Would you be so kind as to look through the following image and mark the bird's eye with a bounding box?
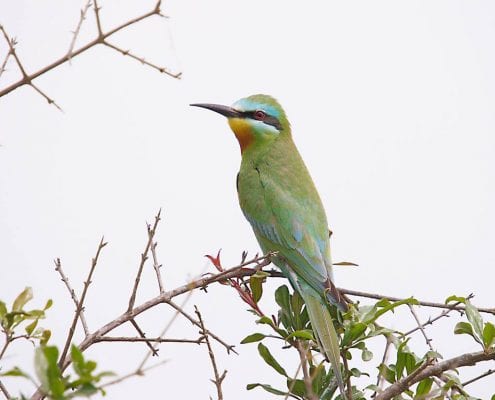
[254,110,266,120]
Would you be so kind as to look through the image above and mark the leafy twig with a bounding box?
[375,351,495,400]
[341,289,495,315]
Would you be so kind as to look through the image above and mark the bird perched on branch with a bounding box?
[192,94,348,398]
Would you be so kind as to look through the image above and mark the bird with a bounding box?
[191,94,348,398]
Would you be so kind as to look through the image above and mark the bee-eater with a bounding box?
[191,94,348,397]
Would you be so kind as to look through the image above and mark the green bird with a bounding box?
[192,94,348,397]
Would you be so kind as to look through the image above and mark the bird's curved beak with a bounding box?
[190,103,242,118]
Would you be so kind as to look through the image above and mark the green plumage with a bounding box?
[192,94,348,398]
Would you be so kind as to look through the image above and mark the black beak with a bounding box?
[190,103,242,118]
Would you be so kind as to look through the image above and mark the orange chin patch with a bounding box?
[228,118,254,152]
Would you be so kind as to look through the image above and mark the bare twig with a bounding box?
[58,237,107,367]
[137,291,194,371]
[342,289,495,315]
[128,210,161,311]
[407,305,435,353]
[94,336,203,344]
[54,258,89,336]
[167,300,237,355]
[0,1,181,103]
[195,306,227,400]
[461,368,495,387]
[0,50,10,78]
[93,0,103,36]
[375,351,495,400]
[0,380,11,399]
[150,241,165,294]
[67,0,93,62]
[0,25,62,110]
[129,318,158,356]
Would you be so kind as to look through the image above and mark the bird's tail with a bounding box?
[302,292,346,399]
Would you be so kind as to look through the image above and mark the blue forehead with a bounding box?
[232,98,282,119]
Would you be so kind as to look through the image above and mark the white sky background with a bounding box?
[1,0,495,398]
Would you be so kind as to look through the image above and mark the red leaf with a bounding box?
[205,249,223,271]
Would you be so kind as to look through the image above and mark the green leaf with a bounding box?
[483,322,495,349]
[287,378,306,397]
[378,364,396,384]
[247,383,287,396]
[286,330,314,341]
[249,276,263,303]
[454,322,476,339]
[361,349,373,362]
[342,322,367,347]
[362,298,419,325]
[415,377,433,396]
[257,343,288,377]
[25,319,38,335]
[241,333,266,344]
[464,300,484,340]
[0,367,30,378]
[44,346,65,398]
[44,299,53,310]
[12,287,33,311]
[445,295,466,304]
[41,329,51,345]
[0,301,7,319]
[257,316,273,325]
[71,345,85,377]
[275,285,291,312]
[333,261,358,266]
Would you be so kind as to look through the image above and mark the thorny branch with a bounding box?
[58,236,106,368]
[195,306,227,400]
[0,1,181,108]
[0,380,11,400]
[15,209,492,400]
[54,258,90,336]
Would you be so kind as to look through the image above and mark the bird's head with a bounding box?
[191,94,290,153]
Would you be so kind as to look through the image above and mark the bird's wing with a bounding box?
[242,165,347,310]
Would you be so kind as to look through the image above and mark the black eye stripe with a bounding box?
[242,111,282,131]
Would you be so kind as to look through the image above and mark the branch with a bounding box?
[341,288,495,315]
[375,350,495,400]
[0,1,180,102]
[0,25,62,110]
[167,300,237,355]
[94,336,204,344]
[150,239,164,294]
[0,380,11,399]
[195,306,226,400]
[54,258,89,336]
[58,237,107,367]
[67,0,93,62]
[128,210,161,311]
[462,368,495,387]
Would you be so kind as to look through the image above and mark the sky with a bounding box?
[1,0,495,398]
